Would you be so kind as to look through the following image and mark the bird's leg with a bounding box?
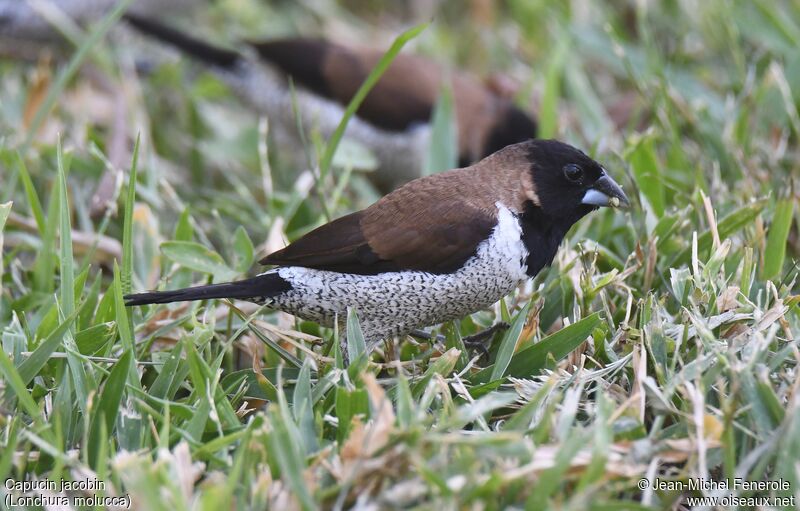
[410,323,509,359]
[409,329,446,342]
[462,322,510,357]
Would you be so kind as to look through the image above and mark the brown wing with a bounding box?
[250,38,441,131]
[259,211,398,274]
[260,171,498,275]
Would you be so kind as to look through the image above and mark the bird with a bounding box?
[122,13,538,192]
[125,139,630,358]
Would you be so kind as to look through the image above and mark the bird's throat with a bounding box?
[519,203,585,277]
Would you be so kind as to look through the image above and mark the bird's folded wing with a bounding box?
[260,194,496,275]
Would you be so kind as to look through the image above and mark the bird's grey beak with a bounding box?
[582,174,630,208]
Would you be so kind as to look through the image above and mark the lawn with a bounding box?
[1,0,799,509]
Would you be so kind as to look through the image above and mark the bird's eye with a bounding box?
[563,164,583,183]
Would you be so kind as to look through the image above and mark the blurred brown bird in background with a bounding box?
[123,13,538,192]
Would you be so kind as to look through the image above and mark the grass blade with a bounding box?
[0,201,10,295]
[266,403,318,510]
[33,174,60,293]
[17,306,82,384]
[318,23,428,178]
[88,350,132,467]
[539,36,571,138]
[671,200,765,266]
[490,301,532,381]
[232,225,255,273]
[293,359,319,454]
[412,348,461,398]
[57,138,92,415]
[0,348,43,425]
[423,84,458,175]
[505,313,602,378]
[58,137,75,320]
[346,307,367,362]
[149,343,185,400]
[122,134,140,295]
[160,240,238,281]
[762,195,795,280]
[625,132,664,216]
[15,153,45,232]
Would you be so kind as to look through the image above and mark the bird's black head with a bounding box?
[482,104,538,159]
[526,139,630,222]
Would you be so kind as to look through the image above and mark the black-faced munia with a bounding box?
[125,139,629,354]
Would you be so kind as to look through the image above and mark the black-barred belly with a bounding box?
[263,204,529,343]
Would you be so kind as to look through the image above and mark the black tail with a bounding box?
[124,272,292,306]
[124,13,242,69]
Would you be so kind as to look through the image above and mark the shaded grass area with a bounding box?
[1,0,799,508]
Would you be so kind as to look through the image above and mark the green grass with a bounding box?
[1,0,799,509]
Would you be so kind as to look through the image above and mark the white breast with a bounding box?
[265,204,530,343]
